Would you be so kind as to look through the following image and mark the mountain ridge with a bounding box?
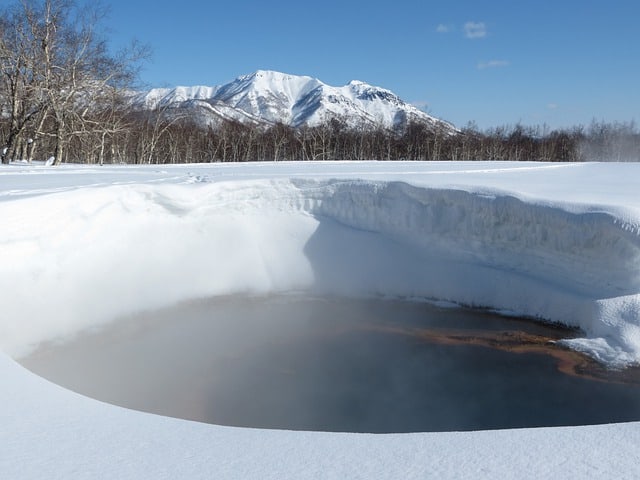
[132,70,455,133]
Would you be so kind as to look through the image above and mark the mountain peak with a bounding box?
[133,71,455,133]
[247,69,312,80]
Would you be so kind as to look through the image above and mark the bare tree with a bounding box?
[0,3,49,163]
[0,0,147,164]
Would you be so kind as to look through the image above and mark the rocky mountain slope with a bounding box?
[131,70,455,132]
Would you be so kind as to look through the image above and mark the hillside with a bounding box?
[131,70,455,132]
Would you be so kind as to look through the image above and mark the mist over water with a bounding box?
[20,295,640,433]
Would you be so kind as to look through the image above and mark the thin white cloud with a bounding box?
[477,60,509,70]
[547,103,559,110]
[412,101,430,111]
[436,24,451,33]
[464,21,487,39]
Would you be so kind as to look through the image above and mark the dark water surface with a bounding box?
[20,295,640,432]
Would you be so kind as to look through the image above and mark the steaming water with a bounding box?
[20,295,640,433]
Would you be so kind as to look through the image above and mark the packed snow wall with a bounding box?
[294,179,640,365]
[1,177,639,365]
[297,179,640,298]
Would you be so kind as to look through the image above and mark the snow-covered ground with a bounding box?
[1,160,640,479]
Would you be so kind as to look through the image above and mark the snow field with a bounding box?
[2,161,640,479]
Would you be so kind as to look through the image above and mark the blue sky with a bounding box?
[29,0,640,129]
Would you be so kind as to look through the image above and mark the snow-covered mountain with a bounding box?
[132,70,455,132]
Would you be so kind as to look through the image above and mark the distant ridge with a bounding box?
[131,70,455,132]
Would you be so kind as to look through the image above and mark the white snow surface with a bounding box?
[1,160,640,479]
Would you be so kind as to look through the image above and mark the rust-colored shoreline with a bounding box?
[360,324,640,385]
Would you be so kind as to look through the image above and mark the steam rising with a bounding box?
[21,295,640,432]
[578,121,640,162]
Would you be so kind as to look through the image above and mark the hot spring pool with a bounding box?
[19,295,640,433]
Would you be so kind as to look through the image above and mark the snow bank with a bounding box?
[2,171,640,366]
[300,179,640,366]
[0,181,317,357]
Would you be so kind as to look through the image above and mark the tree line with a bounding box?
[47,115,640,164]
[2,1,639,165]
